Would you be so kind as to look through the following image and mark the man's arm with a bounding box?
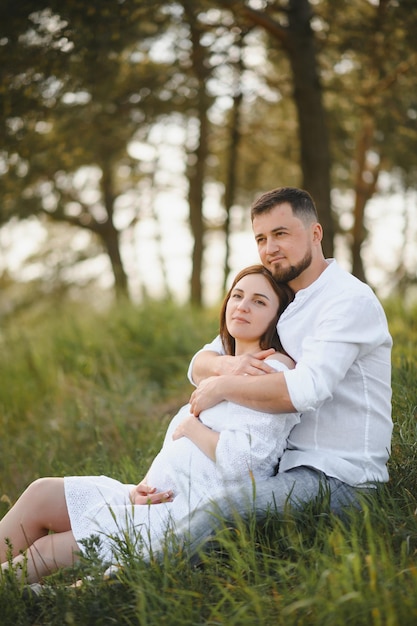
[191,348,277,385]
[190,370,296,416]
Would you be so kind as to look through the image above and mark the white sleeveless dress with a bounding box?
[64,360,299,563]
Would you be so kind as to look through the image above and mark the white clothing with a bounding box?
[65,359,298,563]
[188,260,393,487]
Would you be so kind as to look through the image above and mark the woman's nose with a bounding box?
[237,299,249,311]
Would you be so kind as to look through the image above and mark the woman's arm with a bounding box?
[172,415,220,462]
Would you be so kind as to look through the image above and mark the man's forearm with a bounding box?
[191,349,278,385]
[191,351,226,385]
[220,372,295,413]
[190,371,296,416]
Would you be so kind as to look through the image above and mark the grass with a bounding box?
[0,295,417,625]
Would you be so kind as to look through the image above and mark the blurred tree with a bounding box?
[0,0,176,299]
[319,0,417,284]
[218,0,334,256]
[221,31,246,292]
[179,0,214,306]
[206,21,301,289]
[213,0,417,288]
[1,0,416,306]
[182,3,305,294]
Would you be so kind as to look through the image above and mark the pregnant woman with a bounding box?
[0,265,299,584]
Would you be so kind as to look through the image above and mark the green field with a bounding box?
[0,297,416,625]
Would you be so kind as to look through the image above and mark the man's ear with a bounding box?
[312,222,323,243]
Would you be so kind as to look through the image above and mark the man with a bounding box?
[180,186,392,555]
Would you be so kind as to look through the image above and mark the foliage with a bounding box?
[0,297,218,494]
[0,0,181,298]
[2,1,416,306]
[0,297,417,624]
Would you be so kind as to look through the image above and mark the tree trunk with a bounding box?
[351,116,380,283]
[44,164,130,301]
[223,84,243,292]
[183,1,211,306]
[286,0,333,256]
[101,223,129,300]
[188,106,209,306]
[100,164,129,300]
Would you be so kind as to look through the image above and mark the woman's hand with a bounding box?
[172,414,219,462]
[129,481,173,505]
[172,414,199,440]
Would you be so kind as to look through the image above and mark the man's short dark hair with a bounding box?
[251,187,319,224]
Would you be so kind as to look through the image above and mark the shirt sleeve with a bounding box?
[187,335,225,386]
[283,293,390,412]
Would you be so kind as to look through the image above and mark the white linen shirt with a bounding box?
[188,260,393,487]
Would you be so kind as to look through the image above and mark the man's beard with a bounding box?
[269,249,312,283]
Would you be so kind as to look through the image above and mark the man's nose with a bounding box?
[265,236,278,254]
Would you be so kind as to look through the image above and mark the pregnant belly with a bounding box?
[146,438,216,499]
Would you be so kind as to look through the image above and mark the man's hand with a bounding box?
[193,348,276,383]
[189,375,228,417]
[190,349,277,415]
[221,349,277,375]
[129,481,173,505]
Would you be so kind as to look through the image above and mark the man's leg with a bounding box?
[252,467,367,518]
[177,467,370,559]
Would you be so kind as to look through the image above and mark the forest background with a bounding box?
[1,0,416,310]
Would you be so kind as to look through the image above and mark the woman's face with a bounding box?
[225,273,279,346]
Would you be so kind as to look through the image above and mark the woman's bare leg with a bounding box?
[3,530,80,583]
[0,477,72,561]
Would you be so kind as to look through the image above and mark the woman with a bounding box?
[0,266,298,583]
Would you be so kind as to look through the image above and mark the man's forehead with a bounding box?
[252,205,296,232]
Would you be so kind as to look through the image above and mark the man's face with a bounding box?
[252,203,313,285]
